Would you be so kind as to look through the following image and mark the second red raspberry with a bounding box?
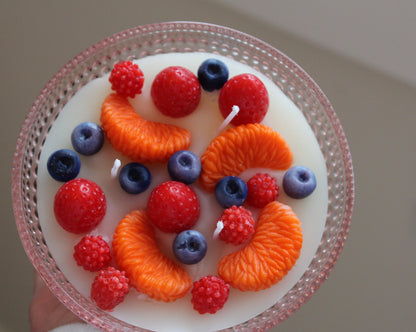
[109,60,144,98]
[246,173,279,208]
[73,235,111,272]
[218,205,255,245]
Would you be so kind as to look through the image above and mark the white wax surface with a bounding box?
[37,52,328,332]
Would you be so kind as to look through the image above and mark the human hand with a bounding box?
[30,271,82,332]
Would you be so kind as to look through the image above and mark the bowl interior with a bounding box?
[12,21,354,331]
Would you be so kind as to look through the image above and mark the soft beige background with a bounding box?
[1,0,415,331]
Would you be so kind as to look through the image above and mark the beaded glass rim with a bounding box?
[11,21,354,331]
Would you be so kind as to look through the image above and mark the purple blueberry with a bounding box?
[215,176,247,208]
[197,58,229,92]
[167,150,201,184]
[47,149,81,182]
[283,165,317,199]
[71,122,104,156]
[173,230,207,265]
[119,162,151,194]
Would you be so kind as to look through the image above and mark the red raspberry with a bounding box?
[246,173,279,208]
[73,235,111,272]
[91,267,129,311]
[147,181,200,233]
[219,73,269,125]
[218,206,255,245]
[151,66,201,118]
[191,276,230,314]
[54,178,106,234]
[109,60,144,98]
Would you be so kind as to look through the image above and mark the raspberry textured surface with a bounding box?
[199,123,293,191]
[73,235,111,272]
[219,73,269,125]
[151,66,201,118]
[191,276,230,314]
[246,173,279,208]
[109,60,144,98]
[100,93,191,163]
[147,181,200,233]
[112,210,192,302]
[90,266,129,311]
[218,206,255,245]
[53,178,106,234]
[218,201,303,291]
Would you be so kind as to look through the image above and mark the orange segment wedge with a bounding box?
[100,93,191,163]
[217,201,303,292]
[112,210,192,302]
[199,123,293,191]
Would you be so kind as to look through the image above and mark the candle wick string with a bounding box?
[216,105,239,135]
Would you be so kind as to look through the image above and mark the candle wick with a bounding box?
[217,105,239,134]
[213,220,224,240]
[111,158,121,179]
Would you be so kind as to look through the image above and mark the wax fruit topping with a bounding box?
[147,181,200,233]
[246,173,279,208]
[109,60,144,98]
[215,176,247,208]
[151,66,201,118]
[197,58,229,92]
[54,178,106,234]
[100,93,191,163]
[91,267,129,311]
[47,149,81,182]
[217,206,255,245]
[173,230,208,265]
[71,122,104,156]
[199,123,293,191]
[283,165,317,199]
[73,235,111,272]
[119,162,151,194]
[218,201,303,292]
[219,73,269,125]
[168,150,201,184]
[112,210,192,302]
[191,276,230,314]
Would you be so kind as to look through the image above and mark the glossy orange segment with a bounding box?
[100,93,191,163]
[217,201,303,292]
[112,210,192,302]
[199,123,293,191]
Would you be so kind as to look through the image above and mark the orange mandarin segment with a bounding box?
[100,93,191,163]
[112,210,192,302]
[217,201,303,292]
[199,123,293,191]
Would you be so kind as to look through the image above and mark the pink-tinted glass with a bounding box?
[11,22,354,331]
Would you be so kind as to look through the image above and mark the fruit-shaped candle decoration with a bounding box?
[218,201,303,291]
[118,162,151,194]
[112,209,192,302]
[283,165,317,199]
[200,123,293,191]
[71,122,104,156]
[47,149,81,182]
[151,66,201,118]
[54,179,107,234]
[219,73,269,125]
[147,181,200,233]
[100,93,191,163]
[173,230,208,265]
[197,58,229,92]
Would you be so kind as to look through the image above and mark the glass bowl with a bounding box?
[11,21,354,331]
